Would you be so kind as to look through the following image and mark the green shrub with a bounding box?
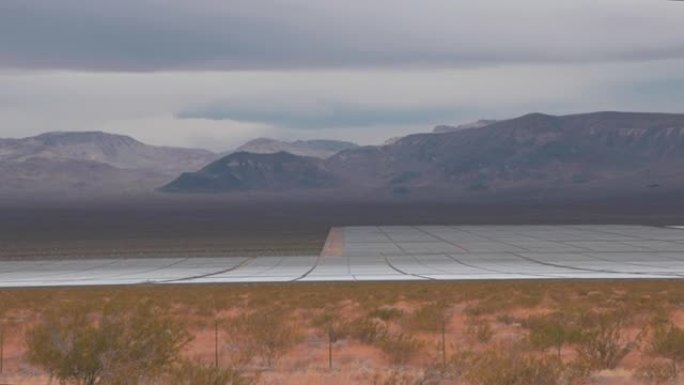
[376,333,423,365]
[634,360,678,385]
[463,349,564,385]
[407,302,449,332]
[574,312,635,370]
[650,321,684,366]
[369,307,405,322]
[169,361,258,385]
[346,317,388,344]
[643,319,684,382]
[466,320,494,343]
[26,301,190,385]
[524,312,581,359]
[496,314,517,325]
[225,309,299,368]
[371,369,430,385]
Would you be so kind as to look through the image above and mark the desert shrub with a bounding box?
[225,309,299,368]
[641,319,684,382]
[466,320,494,343]
[371,369,433,385]
[465,296,511,317]
[465,288,543,317]
[310,308,339,329]
[441,349,479,381]
[376,332,424,365]
[574,312,636,370]
[346,317,388,344]
[310,308,351,346]
[446,348,590,385]
[649,321,684,367]
[369,307,405,321]
[26,301,190,385]
[524,312,581,359]
[463,349,564,385]
[169,361,258,385]
[407,302,449,332]
[634,360,678,385]
[496,314,517,325]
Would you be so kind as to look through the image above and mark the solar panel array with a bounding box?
[1,225,684,287]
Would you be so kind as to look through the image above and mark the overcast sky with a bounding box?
[1,0,683,150]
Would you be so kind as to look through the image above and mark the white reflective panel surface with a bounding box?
[2,225,684,288]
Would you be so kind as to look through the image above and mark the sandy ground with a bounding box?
[2,281,684,384]
[320,228,345,257]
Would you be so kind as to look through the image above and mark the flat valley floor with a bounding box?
[4,200,684,384]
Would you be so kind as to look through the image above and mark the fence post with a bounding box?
[214,319,219,369]
[328,326,333,370]
[441,319,446,367]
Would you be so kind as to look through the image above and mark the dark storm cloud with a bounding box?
[1,0,684,71]
[177,100,469,129]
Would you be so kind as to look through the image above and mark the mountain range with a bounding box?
[161,152,337,193]
[0,132,358,197]
[433,119,497,133]
[162,112,684,201]
[234,138,359,158]
[0,131,216,173]
[3,111,684,202]
[0,131,218,196]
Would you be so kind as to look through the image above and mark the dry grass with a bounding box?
[2,280,684,384]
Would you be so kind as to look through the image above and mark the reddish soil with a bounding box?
[2,281,684,384]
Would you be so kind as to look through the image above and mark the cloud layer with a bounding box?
[2,0,684,71]
[177,100,472,129]
[1,60,683,150]
[0,1,683,150]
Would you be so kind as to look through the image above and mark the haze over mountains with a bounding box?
[234,138,359,158]
[3,111,684,202]
[433,119,497,133]
[0,132,216,173]
[0,132,218,196]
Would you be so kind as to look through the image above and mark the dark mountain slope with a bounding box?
[234,138,358,158]
[161,152,338,193]
[158,111,684,200]
[433,119,497,133]
[327,111,684,196]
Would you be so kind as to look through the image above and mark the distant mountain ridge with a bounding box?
[5,112,684,201]
[329,111,684,198]
[234,138,358,158]
[0,131,218,196]
[0,131,217,174]
[164,111,684,200]
[433,119,497,133]
[0,157,170,197]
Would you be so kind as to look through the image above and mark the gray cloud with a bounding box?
[177,100,472,129]
[1,0,684,71]
[630,78,684,100]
